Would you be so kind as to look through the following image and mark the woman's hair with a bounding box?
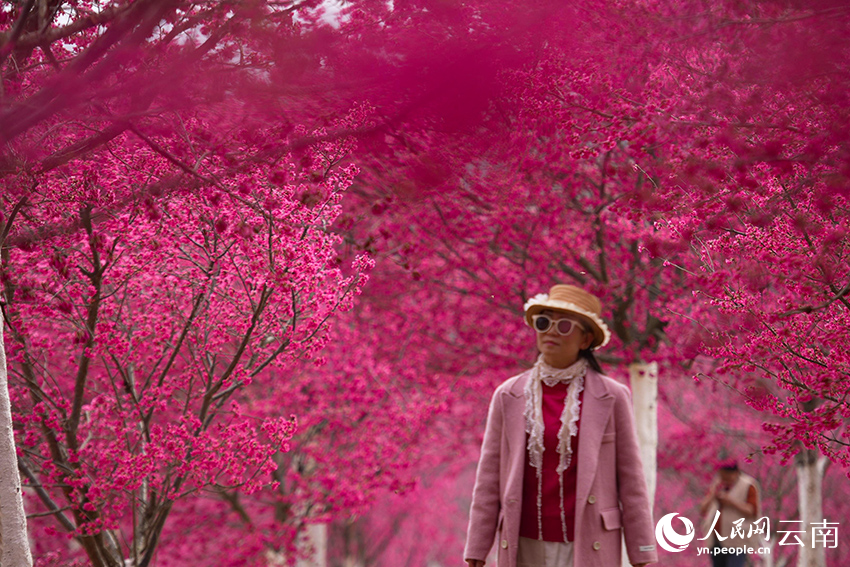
[579,348,603,373]
[578,318,603,373]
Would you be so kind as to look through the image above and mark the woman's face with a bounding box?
[535,309,595,368]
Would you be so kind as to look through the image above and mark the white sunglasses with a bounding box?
[531,314,586,336]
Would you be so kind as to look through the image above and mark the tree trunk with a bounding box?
[267,523,328,567]
[0,317,34,566]
[622,361,658,567]
[628,361,658,505]
[795,448,827,567]
[762,539,774,567]
[297,524,327,567]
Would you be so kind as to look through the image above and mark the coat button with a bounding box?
[588,495,596,504]
[501,540,508,549]
[593,541,601,551]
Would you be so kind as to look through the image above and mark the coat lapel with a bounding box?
[502,370,530,456]
[575,369,615,510]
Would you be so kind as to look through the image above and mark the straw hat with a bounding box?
[523,284,611,349]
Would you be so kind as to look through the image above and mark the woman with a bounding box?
[464,284,657,567]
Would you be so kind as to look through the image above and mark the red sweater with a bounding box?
[519,382,582,542]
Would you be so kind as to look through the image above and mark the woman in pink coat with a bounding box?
[464,285,658,567]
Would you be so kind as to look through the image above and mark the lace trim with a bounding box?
[556,373,583,474]
[523,355,586,542]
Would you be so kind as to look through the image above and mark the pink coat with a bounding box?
[464,368,658,567]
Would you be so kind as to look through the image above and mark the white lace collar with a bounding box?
[522,355,586,542]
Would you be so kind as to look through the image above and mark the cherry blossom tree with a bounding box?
[620,5,850,565]
[1,2,377,564]
[327,2,850,566]
[5,107,375,566]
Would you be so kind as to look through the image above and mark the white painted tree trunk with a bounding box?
[795,449,827,567]
[622,362,658,567]
[629,362,658,505]
[761,539,775,567]
[267,523,327,567]
[297,524,327,567]
[0,319,34,566]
